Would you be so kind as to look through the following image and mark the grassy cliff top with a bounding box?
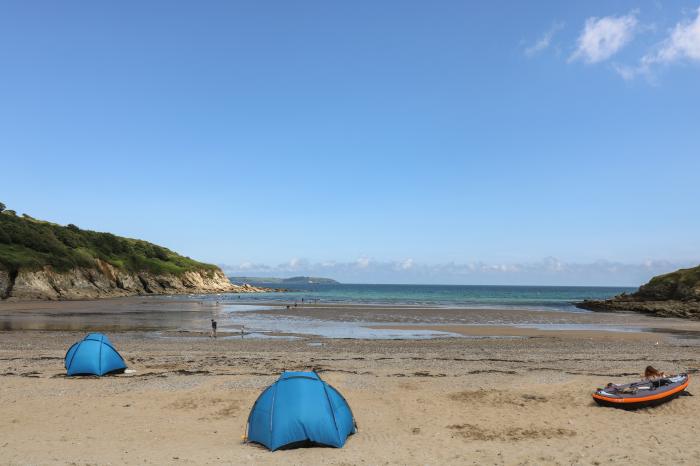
[0,207,219,275]
[635,265,700,301]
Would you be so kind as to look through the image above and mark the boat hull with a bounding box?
[592,374,689,410]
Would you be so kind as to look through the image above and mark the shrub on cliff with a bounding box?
[636,265,700,301]
[0,207,218,275]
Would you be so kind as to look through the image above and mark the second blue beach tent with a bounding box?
[246,371,356,450]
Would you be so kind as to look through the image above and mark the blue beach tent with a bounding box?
[64,333,127,376]
[246,371,357,451]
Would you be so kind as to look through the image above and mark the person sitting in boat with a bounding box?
[644,366,666,380]
[605,366,667,391]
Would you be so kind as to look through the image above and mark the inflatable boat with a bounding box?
[593,373,689,409]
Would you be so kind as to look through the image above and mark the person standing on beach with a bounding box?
[210,319,217,338]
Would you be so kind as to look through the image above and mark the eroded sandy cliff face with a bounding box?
[1,260,266,300]
[0,269,12,299]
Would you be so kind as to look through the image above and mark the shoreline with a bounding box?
[3,295,700,341]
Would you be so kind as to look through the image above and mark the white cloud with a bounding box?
[646,6,700,64]
[287,258,303,269]
[612,63,640,80]
[219,258,698,287]
[226,261,271,272]
[355,257,371,269]
[397,258,414,270]
[525,22,565,57]
[238,261,255,270]
[570,12,638,63]
[613,7,700,80]
[542,256,564,272]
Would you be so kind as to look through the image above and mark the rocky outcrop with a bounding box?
[1,260,271,301]
[577,297,700,320]
[577,265,700,320]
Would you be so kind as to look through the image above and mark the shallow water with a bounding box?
[217,307,460,339]
[198,283,634,311]
[213,305,652,339]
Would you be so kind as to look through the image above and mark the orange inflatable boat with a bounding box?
[593,373,689,410]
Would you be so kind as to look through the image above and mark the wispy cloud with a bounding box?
[397,258,414,270]
[220,257,697,287]
[570,12,638,64]
[355,257,370,269]
[525,22,565,57]
[614,7,700,80]
[650,6,700,63]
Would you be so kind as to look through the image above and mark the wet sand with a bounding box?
[0,297,221,332]
[249,302,700,331]
[3,297,700,337]
[368,324,663,341]
[2,297,700,464]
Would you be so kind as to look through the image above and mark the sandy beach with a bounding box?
[5,0,700,463]
[2,298,700,465]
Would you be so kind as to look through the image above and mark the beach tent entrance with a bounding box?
[64,333,127,376]
[246,371,356,451]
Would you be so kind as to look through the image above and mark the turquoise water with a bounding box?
[214,283,634,312]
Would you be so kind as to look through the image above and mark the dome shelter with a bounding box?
[64,333,127,376]
[246,371,356,451]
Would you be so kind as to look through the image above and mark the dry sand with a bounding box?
[2,327,700,465]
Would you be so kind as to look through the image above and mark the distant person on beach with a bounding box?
[210,319,217,338]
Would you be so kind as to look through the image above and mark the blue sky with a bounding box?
[1,1,699,285]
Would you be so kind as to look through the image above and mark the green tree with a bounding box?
[0,202,5,212]
[0,228,10,243]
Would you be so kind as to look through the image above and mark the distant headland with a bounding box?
[0,203,269,300]
[229,276,340,285]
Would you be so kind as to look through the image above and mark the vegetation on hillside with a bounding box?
[577,263,700,318]
[636,265,700,301]
[0,203,218,275]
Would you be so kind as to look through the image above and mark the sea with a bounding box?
[214,283,634,312]
[156,283,641,339]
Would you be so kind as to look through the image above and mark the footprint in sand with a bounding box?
[168,396,241,419]
[448,389,549,407]
[447,423,576,441]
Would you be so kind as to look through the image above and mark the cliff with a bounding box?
[576,265,700,319]
[0,206,269,300]
[0,261,269,300]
